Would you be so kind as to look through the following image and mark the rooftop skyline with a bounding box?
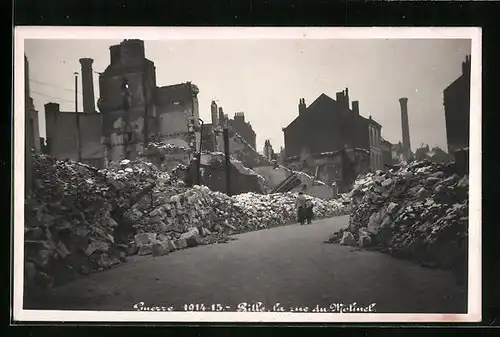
[25,38,471,152]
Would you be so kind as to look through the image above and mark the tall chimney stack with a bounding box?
[211,101,218,126]
[399,97,411,157]
[218,107,224,126]
[79,58,96,113]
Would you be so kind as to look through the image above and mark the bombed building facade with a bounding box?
[43,39,201,168]
[43,57,104,168]
[199,100,270,168]
[227,112,257,150]
[444,55,471,157]
[98,39,200,164]
[282,89,384,192]
[25,55,41,191]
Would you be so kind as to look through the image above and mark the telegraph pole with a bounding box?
[197,118,204,185]
[142,62,149,149]
[75,72,82,162]
[223,124,231,196]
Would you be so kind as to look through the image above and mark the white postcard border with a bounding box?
[13,26,482,323]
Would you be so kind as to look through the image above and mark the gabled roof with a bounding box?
[283,93,339,130]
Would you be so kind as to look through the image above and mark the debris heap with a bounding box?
[25,153,351,294]
[328,160,468,276]
[128,187,350,255]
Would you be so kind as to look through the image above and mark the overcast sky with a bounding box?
[25,38,470,152]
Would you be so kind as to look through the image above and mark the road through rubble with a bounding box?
[25,216,467,313]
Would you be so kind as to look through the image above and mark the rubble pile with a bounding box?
[25,154,124,291]
[24,153,351,293]
[328,160,469,273]
[24,155,189,292]
[128,188,351,255]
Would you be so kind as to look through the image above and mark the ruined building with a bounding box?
[444,55,471,157]
[44,39,201,167]
[25,55,41,154]
[380,138,394,167]
[98,39,200,163]
[263,139,275,161]
[282,89,384,191]
[44,58,104,167]
[227,112,257,150]
[25,55,41,191]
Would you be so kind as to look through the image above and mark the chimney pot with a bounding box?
[79,58,96,113]
[298,97,306,115]
[352,100,360,114]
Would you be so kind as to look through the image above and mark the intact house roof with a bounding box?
[283,93,380,131]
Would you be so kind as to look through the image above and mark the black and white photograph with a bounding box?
[13,27,481,323]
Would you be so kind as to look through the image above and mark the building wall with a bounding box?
[368,122,383,171]
[214,127,271,168]
[253,165,290,189]
[44,104,104,166]
[284,148,370,193]
[201,124,216,152]
[444,56,471,156]
[98,40,158,163]
[227,113,256,149]
[380,139,393,168]
[155,83,200,152]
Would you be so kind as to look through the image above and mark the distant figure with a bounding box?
[295,192,307,225]
[305,198,314,224]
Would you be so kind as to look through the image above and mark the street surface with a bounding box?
[25,216,467,313]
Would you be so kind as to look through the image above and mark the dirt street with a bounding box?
[24,216,467,313]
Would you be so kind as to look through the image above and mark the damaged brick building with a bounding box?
[282,89,384,192]
[43,39,201,168]
[443,55,471,157]
[200,100,269,168]
[25,55,41,191]
[43,57,104,168]
[98,39,200,164]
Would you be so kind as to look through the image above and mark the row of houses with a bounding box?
[277,54,471,192]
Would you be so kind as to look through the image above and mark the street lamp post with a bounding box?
[223,124,231,196]
[197,118,204,185]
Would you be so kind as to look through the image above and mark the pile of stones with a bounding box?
[328,160,469,276]
[127,187,351,256]
[24,153,351,294]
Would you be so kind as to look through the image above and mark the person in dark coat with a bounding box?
[305,198,314,224]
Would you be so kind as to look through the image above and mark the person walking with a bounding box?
[305,198,314,224]
[295,192,307,225]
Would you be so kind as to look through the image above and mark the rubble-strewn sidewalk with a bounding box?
[327,160,468,282]
[24,153,350,296]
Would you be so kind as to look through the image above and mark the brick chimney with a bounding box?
[218,107,224,126]
[399,97,411,157]
[298,98,306,115]
[44,102,60,142]
[234,112,245,122]
[79,58,96,113]
[336,91,344,103]
[352,100,359,115]
[211,100,218,126]
[344,88,350,110]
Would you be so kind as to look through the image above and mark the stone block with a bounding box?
[339,231,356,246]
